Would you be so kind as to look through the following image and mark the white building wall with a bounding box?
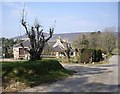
[13,47,19,60]
[73,52,76,56]
[56,52,59,58]
[13,47,29,60]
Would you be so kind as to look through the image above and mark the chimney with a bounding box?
[56,37,61,43]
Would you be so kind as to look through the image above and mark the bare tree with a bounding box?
[65,43,71,63]
[73,34,89,63]
[20,7,54,61]
[102,27,116,54]
[89,31,100,49]
[81,35,89,48]
[61,40,71,63]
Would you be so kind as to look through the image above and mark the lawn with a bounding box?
[2,59,73,92]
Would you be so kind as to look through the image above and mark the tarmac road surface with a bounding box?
[21,55,119,92]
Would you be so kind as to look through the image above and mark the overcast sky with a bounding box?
[1,2,118,38]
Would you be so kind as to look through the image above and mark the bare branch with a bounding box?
[20,43,30,53]
[39,29,43,38]
[45,28,54,42]
[21,4,30,38]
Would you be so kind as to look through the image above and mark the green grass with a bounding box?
[58,57,78,63]
[2,59,73,88]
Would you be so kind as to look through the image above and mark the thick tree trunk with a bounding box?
[29,49,36,61]
[28,44,44,61]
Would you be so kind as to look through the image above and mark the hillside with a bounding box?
[12,32,91,43]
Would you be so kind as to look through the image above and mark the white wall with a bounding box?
[13,47,29,60]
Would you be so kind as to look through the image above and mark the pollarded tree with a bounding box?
[65,43,71,63]
[61,39,71,63]
[20,8,54,61]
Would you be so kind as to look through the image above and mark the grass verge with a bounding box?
[2,59,73,92]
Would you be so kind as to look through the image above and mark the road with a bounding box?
[22,55,119,92]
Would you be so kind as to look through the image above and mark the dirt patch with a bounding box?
[2,79,29,92]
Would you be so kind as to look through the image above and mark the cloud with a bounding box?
[98,11,111,18]
[102,13,111,18]
[4,3,97,32]
[4,2,35,22]
[3,2,23,18]
[75,20,95,27]
[4,2,16,7]
[51,16,98,33]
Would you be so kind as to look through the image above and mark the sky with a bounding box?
[1,2,118,38]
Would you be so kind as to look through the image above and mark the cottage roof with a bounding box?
[13,39,30,47]
[13,37,74,52]
[52,45,64,52]
[14,39,55,48]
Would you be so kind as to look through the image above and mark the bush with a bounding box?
[80,48,94,63]
[5,53,13,58]
[80,48,103,63]
[92,49,102,62]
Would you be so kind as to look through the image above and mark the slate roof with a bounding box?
[48,42,56,47]
[14,39,70,52]
[13,39,76,53]
[13,39,56,49]
[52,45,64,52]
[14,39,30,47]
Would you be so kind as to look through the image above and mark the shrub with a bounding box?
[80,48,94,63]
[80,48,103,63]
[92,49,102,62]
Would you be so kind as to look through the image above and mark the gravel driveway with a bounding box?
[21,55,119,92]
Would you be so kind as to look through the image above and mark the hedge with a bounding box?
[80,48,102,63]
